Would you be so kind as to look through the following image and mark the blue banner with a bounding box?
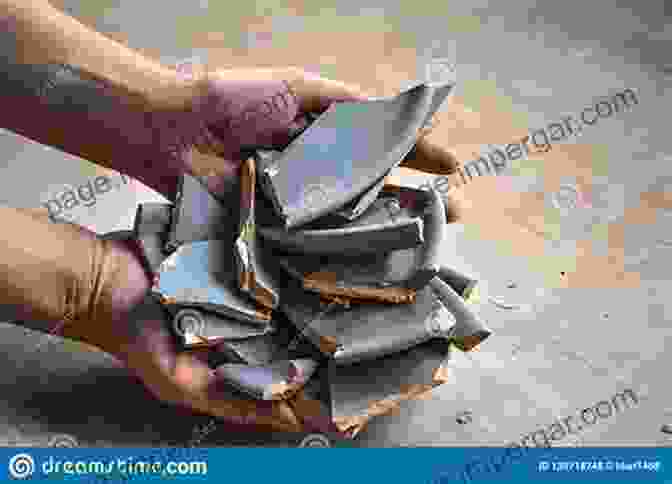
[0,446,670,483]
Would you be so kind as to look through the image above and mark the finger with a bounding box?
[419,115,439,138]
[400,137,460,175]
[165,354,304,432]
[442,185,465,223]
[183,150,240,183]
[286,389,340,435]
[285,69,373,113]
[202,369,305,433]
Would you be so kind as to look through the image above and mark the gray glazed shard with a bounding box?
[209,312,308,366]
[257,218,423,255]
[277,273,341,355]
[330,339,450,427]
[134,203,172,235]
[257,182,430,255]
[153,240,272,325]
[235,158,281,309]
[214,335,282,366]
[259,82,455,228]
[290,286,455,365]
[322,286,456,365]
[319,79,452,225]
[171,308,274,349]
[215,359,319,400]
[332,174,389,222]
[277,187,445,299]
[98,230,134,241]
[133,203,173,275]
[167,174,238,251]
[437,265,479,301]
[429,276,492,351]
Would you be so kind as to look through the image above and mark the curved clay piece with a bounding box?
[259,82,455,228]
[134,203,172,235]
[333,174,389,221]
[281,284,452,361]
[405,187,445,289]
[153,240,271,325]
[99,230,134,241]
[437,265,479,301]
[301,277,416,304]
[277,187,445,301]
[327,82,454,230]
[214,334,283,366]
[258,186,428,255]
[167,174,238,251]
[258,217,424,255]
[329,287,456,365]
[131,203,173,275]
[235,158,281,309]
[330,338,451,436]
[215,359,318,400]
[429,276,492,351]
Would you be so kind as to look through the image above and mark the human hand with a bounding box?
[148,64,463,207]
[5,206,332,434]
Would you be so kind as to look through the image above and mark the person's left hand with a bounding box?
[149,64,462,204]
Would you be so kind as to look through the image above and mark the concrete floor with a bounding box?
[1,0,671,448]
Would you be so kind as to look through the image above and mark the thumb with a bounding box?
[285,69,373,113]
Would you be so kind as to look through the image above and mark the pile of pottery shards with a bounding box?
[130,81,491,439]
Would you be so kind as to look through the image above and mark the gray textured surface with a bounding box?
[0,0,670,448]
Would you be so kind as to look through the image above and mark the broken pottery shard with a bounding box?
[258,217,423,255]
[215,359,318,400]
[137,233,170,276]
[258,185,431,255]
[437,265,479,302]
[388,186,445,290]
[429,276,492,351]
[171,308,274,349]
[167,174,238,251]
[330,338,450,438]
[259,82,455,228]
[132,203,173,275]
[235,158,281,309]
[327,286,456,365]
[99,230,134,241]
[333,173,390,222]
[276,187,444,302]
[276,274,343,355]
[154,240,271,325]
[214,335,281,366]
[209,312,309,366]
[134,203,172,236]
[328,81,452,225]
